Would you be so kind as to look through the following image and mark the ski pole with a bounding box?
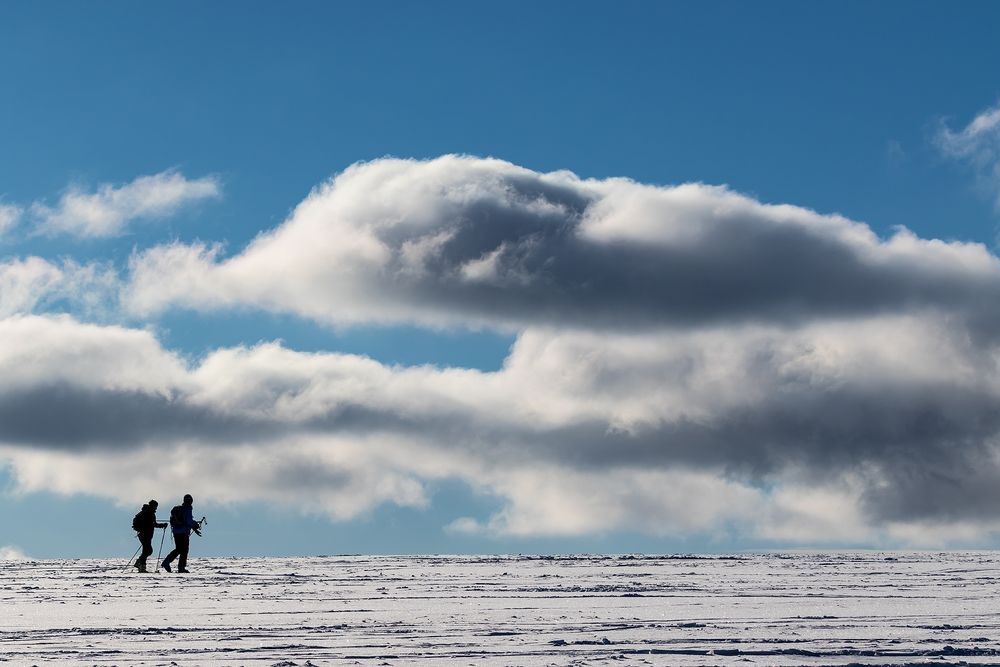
[123,543,142,573]
[155,526,167,572]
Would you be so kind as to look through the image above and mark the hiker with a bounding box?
[132,500,168,573]
[161,494,202,573]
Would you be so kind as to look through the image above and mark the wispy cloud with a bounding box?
[0,257,119,319]
[31,170,221,238]
[0,203,22,239]
[0,545,30,561]
[937,104,1000,158]
[936,103,1000,209]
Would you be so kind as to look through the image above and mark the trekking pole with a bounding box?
[155,526,167,572]
[122,543,142,573]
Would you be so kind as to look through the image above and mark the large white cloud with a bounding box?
[31,170,221,238]
[125,156,1000,334]
[3,312,1000,546]
[9,155,1000,547]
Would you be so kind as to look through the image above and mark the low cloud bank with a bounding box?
[2,312,1000,546]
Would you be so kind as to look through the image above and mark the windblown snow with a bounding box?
[3,552,1000,665]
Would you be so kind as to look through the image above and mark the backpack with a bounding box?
[170,505,184,530]
[131,510,143,532]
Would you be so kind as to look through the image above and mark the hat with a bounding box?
[148,499,158,507]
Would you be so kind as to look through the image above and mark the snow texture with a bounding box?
[3,552,1000,665]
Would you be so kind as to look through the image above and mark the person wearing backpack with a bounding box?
[132,500,167,573]
[161,494,202,573]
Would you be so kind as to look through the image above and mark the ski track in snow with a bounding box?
[2,552,1000,666]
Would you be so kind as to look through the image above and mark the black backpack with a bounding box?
[169,505,184,530]
[131,510,143,532]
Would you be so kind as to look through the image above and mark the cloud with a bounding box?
[125,156,1000,335]
[937,104,1000,159]
[0,203,22,238]
[936,103,1000,210]
[0,257,119,318]
[3,312,1000,545]
[0,258,64,316]
[886,139,905,165]
[11,156,1000,546]
[0,546,30,561]
[31,170,220,238]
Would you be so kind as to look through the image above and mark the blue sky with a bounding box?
[4,2,1000,558]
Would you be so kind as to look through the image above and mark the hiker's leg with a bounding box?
[176,533,190,570]
[163,539,179,564]
[137,536,153,568]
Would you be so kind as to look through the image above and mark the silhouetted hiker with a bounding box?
[131,500,167,573]
[162,494,202,573]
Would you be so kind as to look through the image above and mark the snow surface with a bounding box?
[3,552,1000,665]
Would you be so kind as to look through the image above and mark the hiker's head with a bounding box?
[183,494,193,505]
[148,500,158,509]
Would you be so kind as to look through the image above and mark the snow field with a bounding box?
[3,552,1000,665]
